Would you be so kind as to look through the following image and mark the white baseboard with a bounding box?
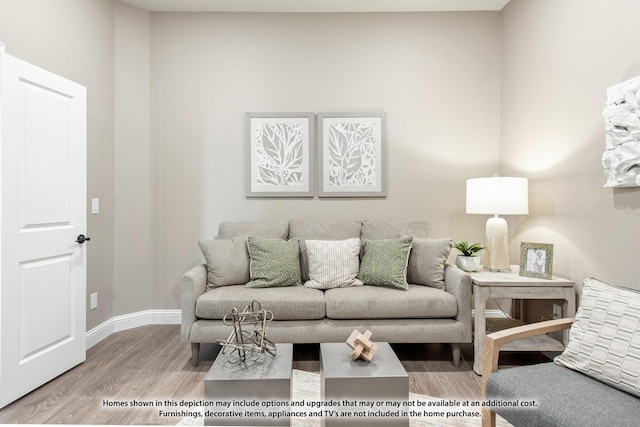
[473,309,509,319]
[86,309,181,349]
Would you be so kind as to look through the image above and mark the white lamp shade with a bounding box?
[466,177,529,215]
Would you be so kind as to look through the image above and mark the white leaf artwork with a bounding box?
[246,113,313,198]
[327,122,377,187]
[602,75,640,188]
[254,122,304,186]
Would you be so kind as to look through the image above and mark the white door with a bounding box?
[0,46,87,409]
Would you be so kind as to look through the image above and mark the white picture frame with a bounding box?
[317,112,386,197]
[245,112,315,198]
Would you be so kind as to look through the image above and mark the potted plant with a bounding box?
[454,241,485,272]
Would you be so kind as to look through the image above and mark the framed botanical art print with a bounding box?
[317,112,386,197]
[245,112,315,197]
[519,242,554,279]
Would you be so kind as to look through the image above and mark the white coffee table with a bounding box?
[320,342,409,427]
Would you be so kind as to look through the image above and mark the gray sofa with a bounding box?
[482,278,640,427]
[181,220,472,366]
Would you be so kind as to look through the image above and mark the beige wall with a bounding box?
[114,2,153,317]
[150,12,502,308]
[0,0,116,330]
[6,1,637,326]
[501,0,640,290]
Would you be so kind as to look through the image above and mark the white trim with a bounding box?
[473,309,509,319]
[86,309,181,349]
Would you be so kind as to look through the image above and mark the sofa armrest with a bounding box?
[181,263,208,342]
[444,264,472,342]
[481,318,575,397]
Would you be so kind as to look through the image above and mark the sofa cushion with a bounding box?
[403,236,453,290]
[196,285,326,320]
[360,220,430,240]
[288,220,362,282]
[486,362,640,427]
[217,221,289,240]
[554,277,640,398]
[246,236,302,288]
[325,284,457,319]
[357,236,413,290]
[304,238,363,289]
[198,235,249,289]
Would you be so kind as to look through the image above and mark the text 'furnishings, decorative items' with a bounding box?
[466,176,529,272]
[602,75,640,188]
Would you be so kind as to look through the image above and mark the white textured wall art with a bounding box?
[246,113,314,197]
[255,122,304,186]
[318,113,386,197]
[327,121,377,187]
[602,75,640,188]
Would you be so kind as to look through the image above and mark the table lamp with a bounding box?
[466,176,529,272]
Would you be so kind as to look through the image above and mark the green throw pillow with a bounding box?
[357,236,414,290]
[246,236,301,288]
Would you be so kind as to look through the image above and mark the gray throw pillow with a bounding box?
[401,235,452,290]
[198,235,250,289]
[246,236,301,288]
[357,236,414,290]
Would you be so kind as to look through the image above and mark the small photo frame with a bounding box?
[245,112,315,198]
[519,242,554,279]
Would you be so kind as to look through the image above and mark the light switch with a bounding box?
[91,198,99,214]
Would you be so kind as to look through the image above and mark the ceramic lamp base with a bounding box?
[484,216,511,272]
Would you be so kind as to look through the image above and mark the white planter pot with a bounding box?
[456,256,481,272]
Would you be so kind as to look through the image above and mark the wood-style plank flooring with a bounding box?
[0,325,549,425]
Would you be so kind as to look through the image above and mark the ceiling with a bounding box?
[119,0,511,13]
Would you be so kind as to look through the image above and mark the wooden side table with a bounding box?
[469,266,575,375]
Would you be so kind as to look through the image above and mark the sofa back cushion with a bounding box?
[217,221,289,240]
[555,278,640,398]
[289,220,362,281]
[360,220,431,240]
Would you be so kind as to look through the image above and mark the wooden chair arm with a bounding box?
[481,317,574,398]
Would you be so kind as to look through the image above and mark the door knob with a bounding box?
[75,234,91,244]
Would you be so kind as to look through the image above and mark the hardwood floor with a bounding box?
[0,325,549,425]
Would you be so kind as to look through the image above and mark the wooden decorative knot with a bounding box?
[346,329,378,362]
